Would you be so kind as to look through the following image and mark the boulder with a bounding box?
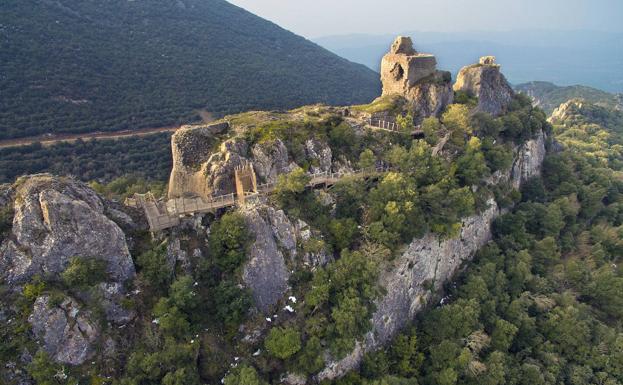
[453,57,515,116]
[0,174,135,286]
[304,139,333,174]
[251,139,291,183]
[29,295,99,365]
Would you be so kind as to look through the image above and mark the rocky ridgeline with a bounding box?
[318,130,546,381]
[0,35,543,382]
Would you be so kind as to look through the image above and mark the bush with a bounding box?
[61,257,108,288]
[208,212,250,274]
[265,326,302,359]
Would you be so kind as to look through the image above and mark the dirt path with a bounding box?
[0,125,183,149]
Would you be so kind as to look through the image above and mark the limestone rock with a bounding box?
[168,122,235,198]
[29,295,100,365]
[0,174,135,286]
[96,282,136,325]
[454,57,515,116]
[511,130,547,188]
[242,207,292,312]
[251,139,291,183]
[304,139,333,174]
[406,73,455,123]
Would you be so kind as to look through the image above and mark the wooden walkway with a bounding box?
[132,166,387,232]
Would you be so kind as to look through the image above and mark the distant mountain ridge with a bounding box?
[515,81,622,114]
[0,0,380,139]
[313,30,623,95]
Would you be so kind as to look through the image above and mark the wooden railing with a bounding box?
[367,118,400,132]
[136,166,390,232]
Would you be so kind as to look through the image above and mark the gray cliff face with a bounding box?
[454,59,514,116]
[0,174,135,286]
[318,131,547,381]
[252,139,292,183]
[242,206,294,313]
[29,295,100,365]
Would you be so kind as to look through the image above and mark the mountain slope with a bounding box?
[0,0,380,139]
[515,81,622,114]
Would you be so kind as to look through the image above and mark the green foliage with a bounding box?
[359,149,377,169]
[61,257,108,289]
[136,243,173,293]
[208,212,250,273]
[396,113,415,134]
[223,365,268,385]
[265,326,302,359]
[421,117,442,145]
[0,134,172,184]
[303,249,381,357]
[90,175,167,200]
[27,351,77,385]
[212,281,252,334]
[328,218,359,251]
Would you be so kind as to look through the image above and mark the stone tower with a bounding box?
[380,36,438,97]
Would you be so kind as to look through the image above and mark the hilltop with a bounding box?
[516,81,622,114]
[0,0,380,139]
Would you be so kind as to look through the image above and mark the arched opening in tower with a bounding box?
[391,63,405,81]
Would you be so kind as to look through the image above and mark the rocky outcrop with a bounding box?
[453,56,514,116]
[168,122,232,198]
[251,139,291,183]
[406,74,455,123]
[318,131,547,381]
[29,295,100,365]
[380,36,453,122]
[0,174,135,286]
[242,206,293,312]
[304,139,333,174]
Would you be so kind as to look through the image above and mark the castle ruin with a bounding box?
[380,36,438,97]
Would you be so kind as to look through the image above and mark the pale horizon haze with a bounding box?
[228,0,623,38]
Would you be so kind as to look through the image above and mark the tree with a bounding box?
[136,243,172,293]
[396,113,415,134]
[490,319,518,351]
[421,117,442,145]
[359,149,377,169]
[224,365,268,385]
[328,218,359,251]
[265,327,302,359]
[61,257,108,288]
[209,212,249,273]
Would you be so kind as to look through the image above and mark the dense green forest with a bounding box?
[516,81,622,114]
[0,0,379,139]
[0,134,172,183]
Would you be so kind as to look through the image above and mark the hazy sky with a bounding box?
[228,0,623,38]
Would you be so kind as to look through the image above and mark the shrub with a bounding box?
[265,327,302,360]
[61,257,108,288]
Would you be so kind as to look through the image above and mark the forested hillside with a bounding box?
[516,81,622,114]
[0,0,380,139]
[331,101,623,385]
